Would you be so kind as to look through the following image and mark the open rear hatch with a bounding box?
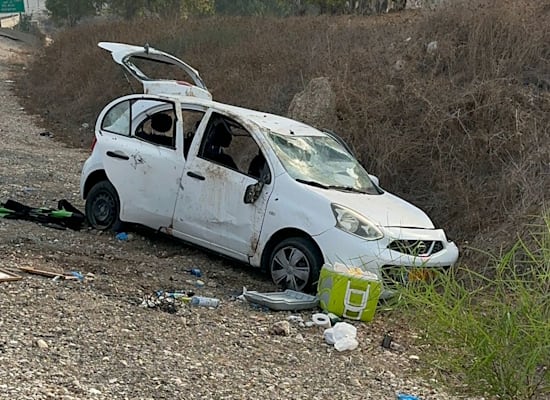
[99,42,212,100]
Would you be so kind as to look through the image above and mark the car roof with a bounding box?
[177,95,325,138]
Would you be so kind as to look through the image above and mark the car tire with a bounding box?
[268,237,323,293]
[85,180,122,231]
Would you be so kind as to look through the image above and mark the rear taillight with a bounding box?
[90,135,97,152]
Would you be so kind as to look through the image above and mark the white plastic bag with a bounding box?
[334,336,359,352]
[324,322,358,351]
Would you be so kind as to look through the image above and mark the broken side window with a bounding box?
[135,108,176,148]
[198,113,270,182]
[101,100,131,136]
[182,109,205,159]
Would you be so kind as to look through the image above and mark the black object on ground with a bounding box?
[0,199,85,230]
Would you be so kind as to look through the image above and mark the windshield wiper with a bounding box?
[295,178,329,189]
[295,179,370,194]
[328,185,369,194]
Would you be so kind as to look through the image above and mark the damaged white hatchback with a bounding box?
[80,42,459,297]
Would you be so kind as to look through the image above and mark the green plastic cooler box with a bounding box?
[317,263,381,322]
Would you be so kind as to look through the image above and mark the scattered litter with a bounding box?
[141,290,192,313]
[312,313,331,329]
[381,332,393,349]
[188,268,202,277]
[243,289,318,311]
[39,131,54,138]
[270,320,290,336]
[0,268,22,283]
[85,272,96,281]
[324,322,358,352]
[317,263,381,322]
[18,266,79,281]
[115,232,128,241]
[235,286,247,301]
[190,296,220,308]
[397,394,421,400]
[287,315,304,324]
[71,271,84,282]
[0,199,85,230]
[409,355,420,361]
[195,279,205,288]
[36,339,49,349]
[327,312,342,325]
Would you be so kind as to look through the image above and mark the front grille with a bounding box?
[388,240,444,257]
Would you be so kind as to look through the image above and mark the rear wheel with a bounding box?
[85,180,122,231]
[268,237,323,292]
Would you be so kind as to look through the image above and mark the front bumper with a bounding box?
[313,226,459,298]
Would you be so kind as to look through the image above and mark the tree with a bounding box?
[214,0,289,16]
[45,0,102,26]
[106,0,214,20]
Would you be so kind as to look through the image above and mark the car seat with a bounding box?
[205,122,237,169]
[136,113,174,147]
[151,113,173,134]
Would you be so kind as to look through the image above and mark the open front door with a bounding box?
[172,111,273,261]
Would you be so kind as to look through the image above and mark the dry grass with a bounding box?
[16,0,550,260]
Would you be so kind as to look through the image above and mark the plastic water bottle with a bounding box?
[397,394,421,400]
[190,296,219,308]
[189,268,202,277]
[115,232,128,241]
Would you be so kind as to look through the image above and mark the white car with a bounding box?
[80,42,459,296]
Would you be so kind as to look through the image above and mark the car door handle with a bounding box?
[106,150,130,160]
[187,171,205,181]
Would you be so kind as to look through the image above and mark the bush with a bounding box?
[392,214,550,399]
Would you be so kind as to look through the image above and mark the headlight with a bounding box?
[331,204,383,240]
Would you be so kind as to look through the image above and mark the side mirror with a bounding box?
[244,181,264,204]
[368,174,380,186]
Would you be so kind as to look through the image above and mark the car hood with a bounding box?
[308,186,435,229]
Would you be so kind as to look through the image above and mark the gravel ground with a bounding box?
[0,36,485,400]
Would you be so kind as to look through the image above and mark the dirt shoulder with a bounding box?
[0,36,478,400]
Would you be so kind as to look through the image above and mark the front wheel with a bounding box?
[268,237,323,292]
[85,180,122,231]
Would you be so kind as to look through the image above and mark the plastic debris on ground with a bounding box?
[141,290,194,314]
[242,289,319,311]
[141,291,220,312]
[71,271,84,282]
[115,232,128,241]
[190,296,220,308]
[187,268,202,277]
[324,321,359,351]
[397,394,421,400]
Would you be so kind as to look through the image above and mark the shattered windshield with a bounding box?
[268,133,379,194]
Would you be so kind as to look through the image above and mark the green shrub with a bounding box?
[393,215,550,399]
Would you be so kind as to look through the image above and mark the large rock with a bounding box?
[288,77,336,129]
